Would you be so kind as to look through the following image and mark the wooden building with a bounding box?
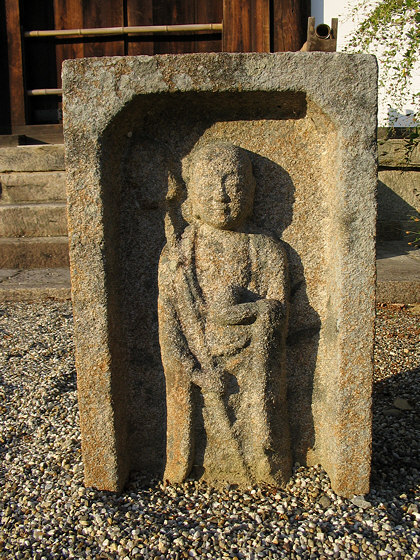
[1,0,310,142]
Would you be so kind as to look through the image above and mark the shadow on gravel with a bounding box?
[370,366,419,506]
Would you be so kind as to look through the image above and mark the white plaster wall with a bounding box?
[311,0,420,126]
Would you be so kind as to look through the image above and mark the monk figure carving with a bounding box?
[158,141,291,485]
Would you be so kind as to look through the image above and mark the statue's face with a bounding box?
[189,148,255,230]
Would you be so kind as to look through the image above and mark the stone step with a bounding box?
[0,237,69,268]
[0,171,66,203]
[0,268,71,302]
[0,145,65,172]
[376,241,420,304]
[0,202,68,237]
[378,139,420,169]
[376,280,420,304]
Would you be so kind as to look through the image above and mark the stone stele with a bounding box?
[63,52,377,497]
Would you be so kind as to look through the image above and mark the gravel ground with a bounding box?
[0,301,419,560]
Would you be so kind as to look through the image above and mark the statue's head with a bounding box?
[183,141,256,230]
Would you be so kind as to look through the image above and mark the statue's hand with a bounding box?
[210,299,285,326]
[191,365,225,395]
[210,302,258,326]
[255,299,285,325]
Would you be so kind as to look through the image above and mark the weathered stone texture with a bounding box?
[376,280,420,304]
[0,267,71,302]
[63,52,377,497]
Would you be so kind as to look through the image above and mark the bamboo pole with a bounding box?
[27,89,63,96]
[24,23,223,39]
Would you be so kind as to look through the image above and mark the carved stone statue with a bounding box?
[158,141,291,486]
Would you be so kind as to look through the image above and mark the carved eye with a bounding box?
[224,173,240,187]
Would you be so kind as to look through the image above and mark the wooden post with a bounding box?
[5,0,26,127]
[301,17,338,52]
[223,0,270,53]
[0,0,11,133]
[272,0,310,52]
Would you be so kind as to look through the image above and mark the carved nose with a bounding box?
[214,184,230,202]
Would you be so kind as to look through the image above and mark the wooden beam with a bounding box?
[223,0,270,53]
[152,0,196,55]
[5,0,26,127]
[0,0,11,133]
[82,0,124,58]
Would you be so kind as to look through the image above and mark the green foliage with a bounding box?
[344,0,419,125]
[344,1,420,246]
[403,124,419,163]
[406,216,420,247]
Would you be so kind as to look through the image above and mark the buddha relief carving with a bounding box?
[158,141,291,485]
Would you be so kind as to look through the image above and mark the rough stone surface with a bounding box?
[0,301,418,560]
[0,171,66,203]
[0,145,65,172]
[377,242,420,281]
[63,52,378,497]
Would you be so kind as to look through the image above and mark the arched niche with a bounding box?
[98,90,338,480]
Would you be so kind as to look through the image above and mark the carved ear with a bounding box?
[164,213,176,246]
[181,151,193,187]
[181,197,194,223]
[248,170,257,194]
[165,169,189,242]
[166,170,183,203]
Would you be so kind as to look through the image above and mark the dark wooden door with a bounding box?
[3,0,309,135]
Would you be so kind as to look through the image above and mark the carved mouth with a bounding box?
[210,206,231,219]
